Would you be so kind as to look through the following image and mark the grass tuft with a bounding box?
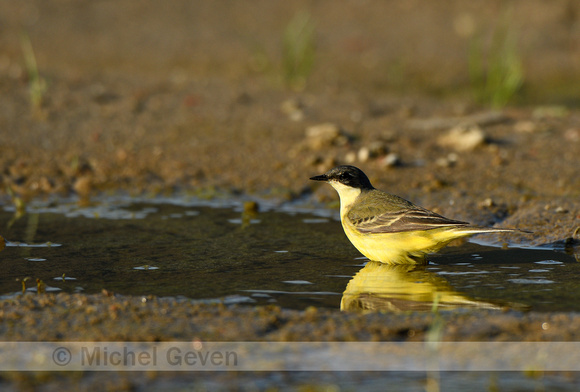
[20,32,48,113]
[282,11,316,91]
[468,9,524,108]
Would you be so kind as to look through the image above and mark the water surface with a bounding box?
[1,196,577,312]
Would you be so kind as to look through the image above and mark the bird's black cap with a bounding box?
[310,165,374,190]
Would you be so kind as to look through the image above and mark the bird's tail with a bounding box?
[455,226,532,235]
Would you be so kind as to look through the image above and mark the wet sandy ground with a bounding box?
[3,293,580,390]
[1,0,580,389]
[4,292,580,343]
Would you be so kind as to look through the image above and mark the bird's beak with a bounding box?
[310,174,328,182]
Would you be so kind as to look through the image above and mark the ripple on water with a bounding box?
[302,218,330,224]
[53,276,77,281]
[508,278,555,284]
[7,242,61,247]
[436,271,490,275]
[282,280,313,285]
[535,260,563,265]
[228,219,261,224]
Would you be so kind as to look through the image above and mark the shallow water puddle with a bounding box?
[0,197,577,312]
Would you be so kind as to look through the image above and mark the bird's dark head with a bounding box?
[310,165,374,190]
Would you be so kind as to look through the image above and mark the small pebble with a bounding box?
[344,151,357,164]
[479,198,494,208]
[280,99,304,121]
[436,153,458,168]
[380,153,400,168]
[305,123,349,150]
[437,124,487,151]
[357,147,370,162]
[514,121,537,133]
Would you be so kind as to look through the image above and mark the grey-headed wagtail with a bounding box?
[310,165,530,264]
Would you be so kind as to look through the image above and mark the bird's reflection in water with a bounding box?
[341,261,522,312]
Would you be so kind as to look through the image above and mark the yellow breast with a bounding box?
[340,216,468,264]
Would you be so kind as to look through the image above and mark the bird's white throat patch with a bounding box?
[329,180,362,216]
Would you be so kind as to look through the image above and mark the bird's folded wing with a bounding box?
[348,207,470,234]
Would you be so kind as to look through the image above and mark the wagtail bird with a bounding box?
[310,165,529,264]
